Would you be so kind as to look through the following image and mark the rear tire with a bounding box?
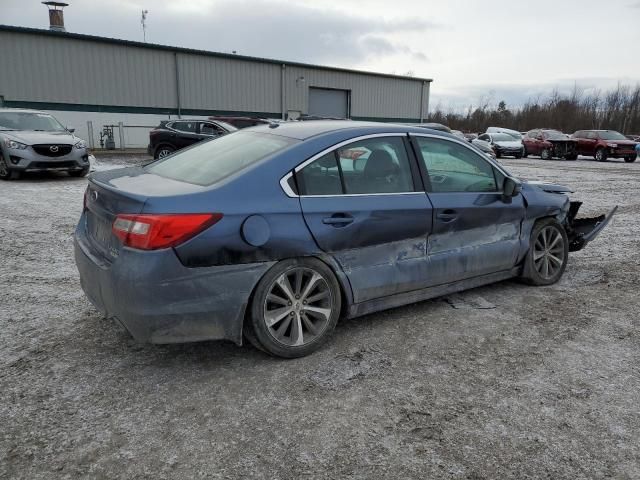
[521,218,569,286]
[624,156,636,163]
[595,148,607,162]
[244,258,341,358]
[154,145,175,159]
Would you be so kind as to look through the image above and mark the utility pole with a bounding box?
[141,9,148,42]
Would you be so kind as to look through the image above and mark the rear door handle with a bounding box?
[437,210,458,223]
[322,214,354,227]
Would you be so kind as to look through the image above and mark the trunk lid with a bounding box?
[82,167,209,261]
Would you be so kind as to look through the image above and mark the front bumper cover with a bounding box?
[566,201,617,251]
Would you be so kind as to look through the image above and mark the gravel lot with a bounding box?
[1,154,639,479]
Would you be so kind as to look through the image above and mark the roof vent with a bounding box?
[42,2,69,32]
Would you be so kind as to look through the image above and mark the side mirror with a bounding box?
[67,127,76,133]
[502,177,522,203]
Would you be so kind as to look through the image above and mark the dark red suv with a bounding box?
[572,130,637,163]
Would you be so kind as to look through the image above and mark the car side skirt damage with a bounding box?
[565,201,618,252]
[348,267,520,318]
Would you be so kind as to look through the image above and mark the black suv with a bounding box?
[147,119,237,159]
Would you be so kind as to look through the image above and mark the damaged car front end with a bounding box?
[523,181,617,252]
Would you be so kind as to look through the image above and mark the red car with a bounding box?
[572,130,637,163]
[523,129,578,160]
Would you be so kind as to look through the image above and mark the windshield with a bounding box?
[543,130,566,140]
[598,131,627,141]
[492,133,518,142]
[0,112,66,131]
[147,131,297,186]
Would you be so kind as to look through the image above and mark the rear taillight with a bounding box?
[112,213,223,250]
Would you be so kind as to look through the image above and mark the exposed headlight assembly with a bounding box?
[3,139,28,150]
[74,140,87,149]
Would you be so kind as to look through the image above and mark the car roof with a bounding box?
[248,120,450,140]
[0,108,49,114]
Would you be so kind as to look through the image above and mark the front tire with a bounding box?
[244,258,341,358]
[0,154,20,180]
[595,148,607,162]
[624,155,636,163]
[540,148,552,160]
[521,218,569,286]
[69,167,90,177]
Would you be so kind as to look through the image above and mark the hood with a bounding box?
[603,139,636,146]
[493,140,522,148]
[524,180,573,194]
[1,130,78,145]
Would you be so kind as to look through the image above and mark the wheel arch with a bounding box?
[153,143,176,158]
[240,254,354,342]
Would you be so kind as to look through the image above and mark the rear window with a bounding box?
[147,131,297,186]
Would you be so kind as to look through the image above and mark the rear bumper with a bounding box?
[74,221,274,344]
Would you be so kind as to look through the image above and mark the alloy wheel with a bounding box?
[157,148,173,159]
[533,226,565,280]
[263,267,333,347]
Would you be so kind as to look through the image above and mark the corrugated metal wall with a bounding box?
[0,30,177,108]
[284,65,424,119]
[0,28,430,121]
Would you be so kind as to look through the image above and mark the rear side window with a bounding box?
[297,153,342,195]
[148,132,297,186]
[171,121,197,133]
[295,137,415,196]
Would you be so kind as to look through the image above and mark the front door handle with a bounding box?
[322,213,354,227]
[437,209,458,223]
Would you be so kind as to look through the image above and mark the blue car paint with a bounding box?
[74,121,613,346]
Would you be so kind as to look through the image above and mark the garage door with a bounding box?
[308,88,349,118]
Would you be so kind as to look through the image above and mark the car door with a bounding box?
[525,130,539,155]
[410,134,525,286]
[170,121,200,149]
[295,134,433,303]
[581,131,598,155]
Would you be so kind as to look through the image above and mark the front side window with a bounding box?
[416,137,498,193]
[295,137,415,196]
[200,123,222,135]
[148,131,297,186]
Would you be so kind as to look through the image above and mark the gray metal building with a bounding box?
[0,25,432,147]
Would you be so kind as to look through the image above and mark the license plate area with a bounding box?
[87,213,120,259]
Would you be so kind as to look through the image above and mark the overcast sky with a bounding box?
[2,0,639,110]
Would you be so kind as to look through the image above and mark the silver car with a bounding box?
[0,109,90,180]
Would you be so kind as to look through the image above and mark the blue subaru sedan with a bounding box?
[74,121,615,358]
